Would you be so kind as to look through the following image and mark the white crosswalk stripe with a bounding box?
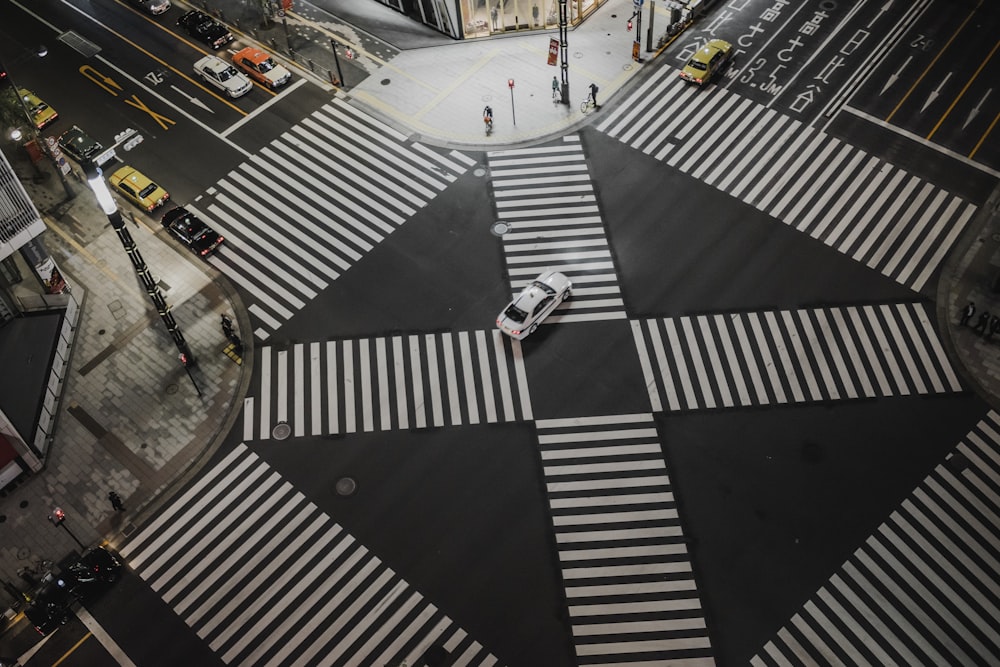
[751,411,1000,667]
[536,414,714,666]
[597,70,978,293]
[631,302,962,412]
[118,444,502,667]
[189,98,474,341]
[487,135,627,325]
[245,330,532,441]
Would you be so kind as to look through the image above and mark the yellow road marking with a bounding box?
[52,632,93,666]
[885,0,982,124]
[926,37,1000,140]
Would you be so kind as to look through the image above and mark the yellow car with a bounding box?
[109,166,169,212]
[18,89,59,129]
[679,39,733,86]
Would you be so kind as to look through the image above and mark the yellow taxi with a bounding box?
[679,39,733,86]
[109,166,169,212]
[18,89,59,130]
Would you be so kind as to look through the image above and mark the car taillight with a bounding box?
[200,248,210,256]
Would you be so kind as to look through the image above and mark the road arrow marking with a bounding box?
[963,88,991,129]
[171,84,214,113]
[921,72,951,112]
[881,55,911,95]
[868,0,893,28]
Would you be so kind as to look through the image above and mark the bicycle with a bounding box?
[580,94,596,114]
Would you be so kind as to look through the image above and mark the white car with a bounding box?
[496,270,572,340]
[194,55,252,98]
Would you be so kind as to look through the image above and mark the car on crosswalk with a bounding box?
[679,39,733,86]
[109,166,169,212]
[162,206,224,257]
[232,47,291,89]
[194,55,252,98]
[496,270,572,340]
[17,89,58,130]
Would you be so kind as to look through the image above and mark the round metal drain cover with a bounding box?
[491,221,511,236]
[335,477,358,496]
[380,78,391,86]
[272,422,292,440]
[166,384,178,395]
[473,167,487,177]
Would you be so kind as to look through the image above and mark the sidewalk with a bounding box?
[0,154,249,632]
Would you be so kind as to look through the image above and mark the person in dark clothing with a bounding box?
[973,311,990,334]
[959,301,975,326]
[588,82,600,107]
[108,491,125,512]
[988,315,1000,341]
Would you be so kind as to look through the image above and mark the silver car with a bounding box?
[496,270,572,339]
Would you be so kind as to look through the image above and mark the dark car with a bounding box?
[177,10,234,49]
[23,578,74,635]
[57,126,114,167]
[66,546,122,594]
[162,207,224,257]
[126,0,171,14]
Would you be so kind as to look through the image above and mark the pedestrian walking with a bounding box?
[491,5,498,29]
[959,301,975,326]
[108,491,125,512]
[552,76,560,101]
[588,82,600,108]
[988,315,1000,340]
[973,311,990,334]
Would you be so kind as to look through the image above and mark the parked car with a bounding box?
[679,39,733,85]
[162,207,224,257]
[177,10,234,49]
[109,166,169,212]
[17,89,58,130]
[232,47,291,89]
[496,270,572,339]
[194,55,252,98]
[126,0,171,14]
[58,126,115,167]
[23,578,73,635]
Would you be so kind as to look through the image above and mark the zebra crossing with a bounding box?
[536,414,714,665]
[597,69,978,294]
[631,301,963,412]
[188,98,475,341]
[243,330,532,441]
[487,135,627,325]
[752,410,1000,666]
[118,444,502,667]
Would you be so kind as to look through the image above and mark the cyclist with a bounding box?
[483,105,494,133]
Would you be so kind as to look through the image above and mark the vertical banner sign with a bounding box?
[548,38,559,66]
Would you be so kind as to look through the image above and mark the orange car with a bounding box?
[232,47,292,89]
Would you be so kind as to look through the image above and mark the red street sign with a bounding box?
[547,38,558,66]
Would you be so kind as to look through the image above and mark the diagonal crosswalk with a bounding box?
[597,69,978,293]
[487,135,627,325]
[752,411,1000,666]
[243,330,532,441]
[118,444,502,667]
[536,414,714,665]
[189,98,475,341]
[631,302,962,411]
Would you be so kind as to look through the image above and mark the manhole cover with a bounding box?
[491,221,511,236]
[273,422,292,440]
[335,477,358,496]
[473,167,487,177]
[380,78,391,85]
[166,384,178,395]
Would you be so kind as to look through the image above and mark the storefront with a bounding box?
[376,0,606,39]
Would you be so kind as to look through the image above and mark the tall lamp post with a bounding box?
[48,507,85,550]
[0,47,75,200]
[82,159,202,396]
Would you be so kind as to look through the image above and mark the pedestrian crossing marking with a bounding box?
[598,69,978,293]
[118,444,502,667]
[190,98,474,341]
[752,411,1000,666]
[487,135,627,326]
[535,414,714,665]
[632,302,962,411]
[245,330,532,441]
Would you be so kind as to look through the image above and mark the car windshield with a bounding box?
[503,304,528,323]
[218,66,238,81]
[529,280,556,295]
[687,60,708,71]
[256,58,275,72]
[138,183,159,198]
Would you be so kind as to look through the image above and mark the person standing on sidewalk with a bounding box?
[589,82,600,108]
[959,301,975,326]
[552,76,560,102]
[108,491,125,512]
[973,311,990,334]
[988,315,1000,341]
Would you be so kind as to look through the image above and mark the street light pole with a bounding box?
[82,160,201,396]
[48,507,85,550]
